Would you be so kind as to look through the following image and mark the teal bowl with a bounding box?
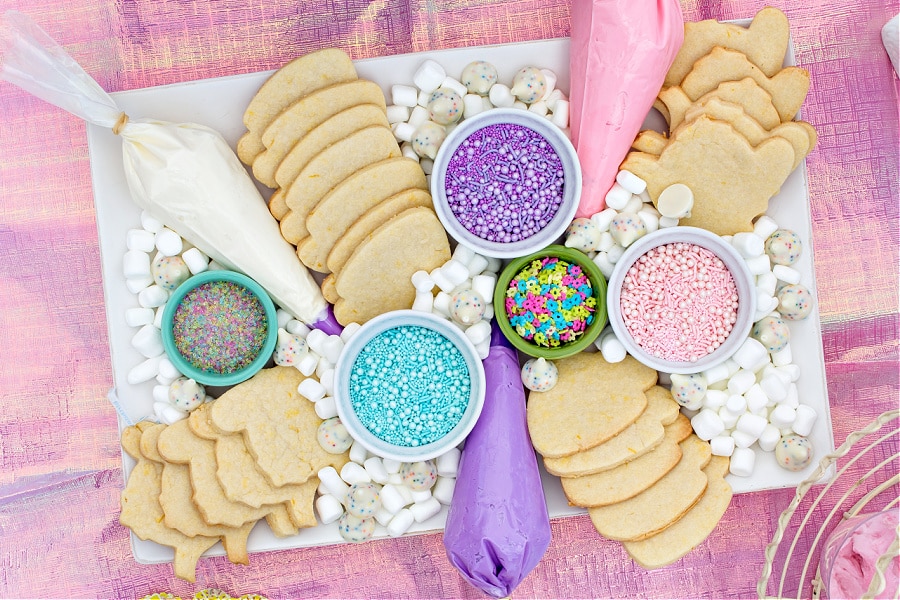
[161,270,278,386]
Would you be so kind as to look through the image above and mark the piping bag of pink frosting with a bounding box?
[569,0,684,218]
[0,11,339,334]
[443,323,551,598]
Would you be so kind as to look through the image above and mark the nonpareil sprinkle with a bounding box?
[348,325,470,447]
[619,242,739,362]
[172,280,268,374]
[443,122,565,243]
[504,257,596,348]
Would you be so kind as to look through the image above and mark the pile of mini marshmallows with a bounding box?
[563,171,819,477]
[313,429,460,542]
[408,245,502,360]
[385,59,569,175]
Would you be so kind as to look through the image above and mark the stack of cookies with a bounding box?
[526,353,733,569]
[119,367,348,581]
[621,6,817,236]
[237,49,450,325]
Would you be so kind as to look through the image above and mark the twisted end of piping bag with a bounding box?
[443,320,551,598]
[309,304,343,336]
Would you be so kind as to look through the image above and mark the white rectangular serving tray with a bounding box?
[86,37,833,564]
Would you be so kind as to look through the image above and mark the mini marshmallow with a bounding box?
[140,210,164,233]
[386,104,410,124]
[411,270,435,293]
[412,291,434,313]
[604,183,632,210]
[387,508,415,537]
[471,274,496,303]
[315,357,333,378]
[465,321,492,346]
[396,483,414,507]
[321,335,344,365]
[488,83,515,108]
[544,88,565,110]
[413,60,446,92]
[592,251,615,279]
[731,430,757,449]
[704,389,729,410]
[475,339,490,360]
[127,355,164,385]
[432,476,456,505]
[400,142,419,161]
[391,84,419,107]
[296,353,318,377]
[753,215,780,239]
[731,232,765,258]
[158,356,181,380]
[736,412,768,438]
[318,466,350,502]
[781,383,800,409]
[745,254,773,276]
[339,322,361,343]
[314,396,338,420]
[622,194,644,215]
[348,440,368,465]
[392,121,416,143]
[792,405,818,436]
[658,215,680,228]
[410,489,432,504]
[691,408,725,441]
[316,494,344,524]
[417,89,430,107]
[340,461,372,485]
[283,320,309,339]
[382,458,402,474]
[591,207,618,232]
[123,250,151,279]
[436,447,461,478]
[138,285,169,309]
[442,260,470,287]
[769,404,797,429]
[550,99,569,128]
[729,447,756,477]
[710,435,736,457]
[440,76,468,98]
[732,338,769,371]
[126,228,156,253]
[744,384,770,412]
[725,394,747,414]
[466,254,490,277]
[637,208,660,233]
[410,496,442,523]
[297,378,326,402]
[152,384,170,404]
[432,291,452,316]
[364,457,390,484]
[615,170,646,194]
[777,364,802,382]
[155,228,183,256]
[463,93,486,118]
[757,271,778,298]
[305,329,328,354]
[181,247,208,274]
[727,369,756,395]
[125,307,155,328]
[156,403,188,425]
[772,344,793,367]
[760,373,789,402]
[758,424,782,452]
[512,100,528,110]
[430,267,455,294]
[772,264,802,285]
[319,369,335,396]
[154,306,165,328]
[702,362,731,386]
[126,277,153,294]
[420,158,434,175]
[718,405,742,429]
[408,105,430,128]
[597,331,627,364]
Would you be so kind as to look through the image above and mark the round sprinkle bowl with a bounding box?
[334,310,486,463]
[430,108,581,259]
[606,226,757,374]
[161,270,278,386]
[493,245,607,360]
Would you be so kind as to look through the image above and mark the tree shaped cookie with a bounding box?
[119,422,217,582]
[620,115,796,235]
[543,385,681,477]
[140,422,252,565]
[664,6,791,87]
[587,434,713,541]
[208,366,344,488]
[526,354,657,458]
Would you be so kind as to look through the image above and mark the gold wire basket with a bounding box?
[757,410,899,599]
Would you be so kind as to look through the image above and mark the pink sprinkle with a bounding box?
[620,242,739,362]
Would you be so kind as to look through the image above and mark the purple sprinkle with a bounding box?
[172,280,267,374]
[443,122,565,243]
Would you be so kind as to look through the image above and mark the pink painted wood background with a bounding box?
[1,0,897,597]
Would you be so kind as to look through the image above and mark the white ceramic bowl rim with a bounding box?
[333,310,486,462]
[430,108,582,259]
[606,226,757,375]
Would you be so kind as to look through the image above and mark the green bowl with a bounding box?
[161,270,278,386]
[493,245,608,359]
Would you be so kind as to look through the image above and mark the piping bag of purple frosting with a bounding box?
[569,0,684,218]
[443,322,551,598]
[0,10,337,333]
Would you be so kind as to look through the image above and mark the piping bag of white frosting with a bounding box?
[443,323,551,598]
[0,11,338,332]
[569,0,684,218]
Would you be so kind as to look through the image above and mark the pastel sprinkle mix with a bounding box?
[504,257,596,348]
[172,280,267,374]
[349,325,470,447]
